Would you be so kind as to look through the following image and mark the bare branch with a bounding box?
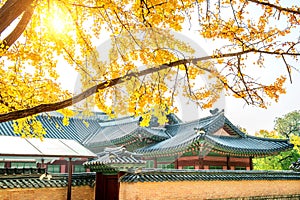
[70,3,104,9]
[248,0,300,15]
[281,55,292,84]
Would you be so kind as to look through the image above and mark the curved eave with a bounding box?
[84,160,146,173]
[204,135,294,157]
[84,160,146,167]
[135,135,202,157]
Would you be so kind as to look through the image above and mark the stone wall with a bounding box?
[119,180,300,200]
[0,186,95,200]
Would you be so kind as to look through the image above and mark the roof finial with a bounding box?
[194,128,206,135]
[209,108,219,115]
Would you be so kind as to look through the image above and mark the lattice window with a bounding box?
[209,166,223,169]
[11,162,36,168]
[47,165,60,173]
[74,165,86,173]
[183,166,195,169]
[235,166,246,170]
[146,160,154,168]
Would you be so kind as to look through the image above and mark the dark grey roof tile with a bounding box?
[120,169,300,183]
[0,173,95,189]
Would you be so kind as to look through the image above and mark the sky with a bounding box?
[225,73,300,134]
[189,32,299,134]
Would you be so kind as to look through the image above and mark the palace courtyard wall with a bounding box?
[119,180,300,200]
[0,186,94,200]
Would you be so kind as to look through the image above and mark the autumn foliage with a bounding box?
[0,0,299,138]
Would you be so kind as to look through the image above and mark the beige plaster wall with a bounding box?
[0,186,94,200]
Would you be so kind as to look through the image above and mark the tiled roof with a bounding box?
[164,112,225,137]
[86,146,145,165]
[0,173,95,189]
[204,135,293,157]
[36,115,101,143]
[0,112,167,147]
[135,112,226,156]
[0,110,293,158]
[0,114,101,143]
[223,118,247,137]
[135,111,293,157]
[84,147,146,173]
[120,169,300,182]
[0,168,46,176]
[84,118,169,150]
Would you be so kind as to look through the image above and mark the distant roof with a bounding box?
[0,136,96,158]
[84,146,145,173]
[84,117,170,152]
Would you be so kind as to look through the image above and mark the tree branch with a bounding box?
[0,48,299,122]
[70,3,104,9]
[0,0,33,35]
[248,0,300,15]
[2,4,35,48]
[278,155,293,163]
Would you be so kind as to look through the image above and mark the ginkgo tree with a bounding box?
[0,0,299,138]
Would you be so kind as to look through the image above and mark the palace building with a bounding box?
[0,109,293,171]
[84,109,293,170]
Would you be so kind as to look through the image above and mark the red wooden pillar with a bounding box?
[174,156,179,169]
[60,164,67,173]
[226,156,230,170]
[4,162,11,168]
[199,157,204,169]
[40,158,45,169]
[153,157,157,168]
[249,157,253,170]
[67,158,72,200]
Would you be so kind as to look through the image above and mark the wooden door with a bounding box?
[95,173,119,200]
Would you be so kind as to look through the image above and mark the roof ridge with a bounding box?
[246,134,290,142]
[38,113,101,122]
[165,113,222,128]
[99,117,140,127]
